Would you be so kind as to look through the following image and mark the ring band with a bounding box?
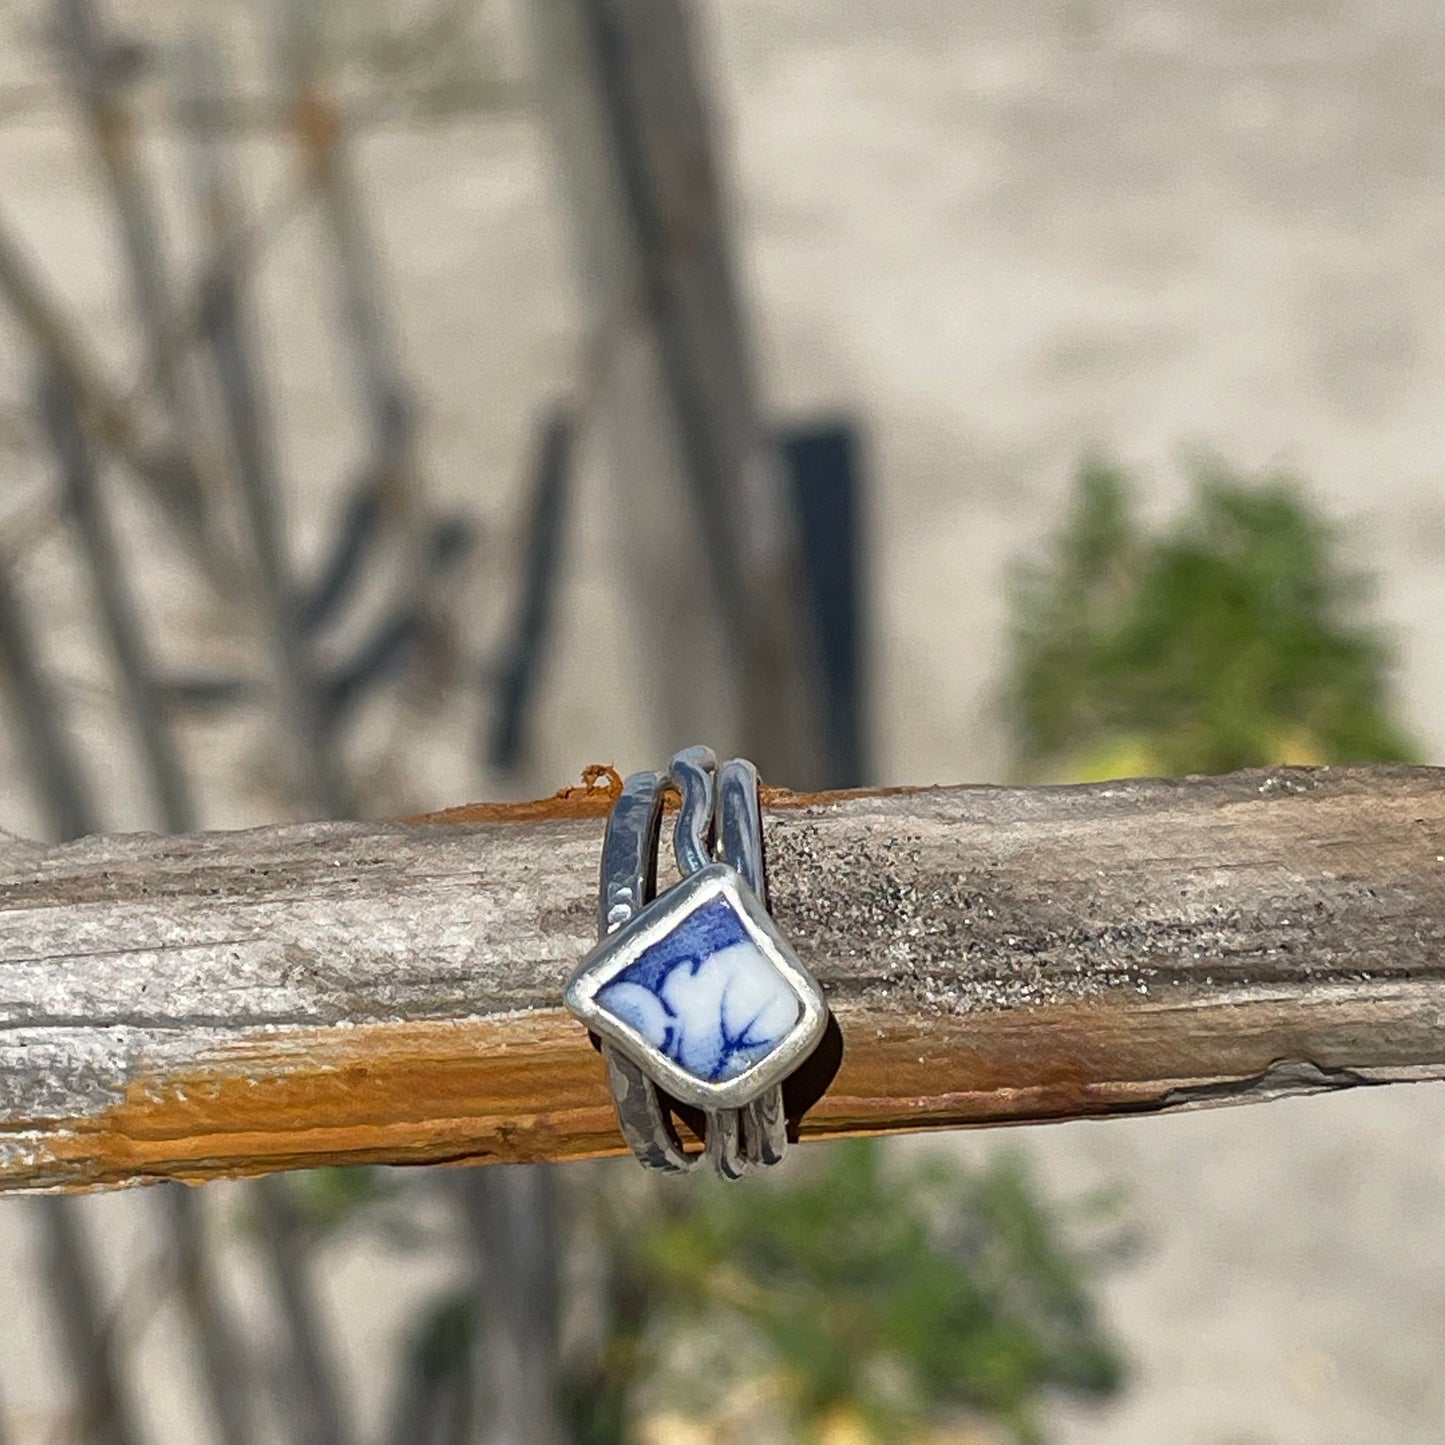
[566,746,828,1177]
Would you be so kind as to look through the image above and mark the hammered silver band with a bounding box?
[595,746,789,1177]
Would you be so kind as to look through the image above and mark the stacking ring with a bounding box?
[564,746,829,1177]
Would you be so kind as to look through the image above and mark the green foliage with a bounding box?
[1005,457,1420,780]
[579,1140,1123,1444]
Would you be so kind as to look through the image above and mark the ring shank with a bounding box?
[597,768,695,1173]
[594,753,788,1176]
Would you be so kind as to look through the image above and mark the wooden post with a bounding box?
[526,0,826,782]
[2,764,1443,1194]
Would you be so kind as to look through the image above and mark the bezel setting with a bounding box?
[565,861,827,1111]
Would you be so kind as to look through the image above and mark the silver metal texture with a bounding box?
[716,757,787,1166]
[595,767,695,1173]
[567,747,829,1177]
[668,744,718,877]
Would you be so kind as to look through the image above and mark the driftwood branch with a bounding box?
[3,764,1444,1194]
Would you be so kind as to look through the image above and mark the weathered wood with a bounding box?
[528,0,826,781]
[2,764,1443,1194]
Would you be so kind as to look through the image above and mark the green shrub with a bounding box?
[575,1141,1124,1445]
[1005,457,1419,781]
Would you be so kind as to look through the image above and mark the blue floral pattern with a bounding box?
[596,897,802,1083]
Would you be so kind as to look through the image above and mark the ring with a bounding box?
[565,745,829,1177]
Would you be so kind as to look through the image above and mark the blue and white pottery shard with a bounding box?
[565,862,828,1112]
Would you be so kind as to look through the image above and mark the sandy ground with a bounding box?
[2,1,1445,1441]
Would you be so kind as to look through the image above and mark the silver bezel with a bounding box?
[564,861,828,1111]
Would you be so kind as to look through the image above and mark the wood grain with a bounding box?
[3,764,1444,1193]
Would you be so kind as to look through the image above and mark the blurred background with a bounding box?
[1,1,1444,1442]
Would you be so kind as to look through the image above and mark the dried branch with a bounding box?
[0,208,220,579]
[320,514,473,729]
[40,369,197,834]
[125,174,313,424]
[249,1178,354,1445]
[2,765,1444,1194]
[0,546,97,841]
[36,1198,148,1445]
[529,0,825,780]
[274,2,418,496]
[455,1168,565,1445]
[56,0,212,473]
[164,1188,256,1445]
[486,409,571,770]
[181,32,352,819]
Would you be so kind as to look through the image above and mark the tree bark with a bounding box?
[3,765,1443,1193]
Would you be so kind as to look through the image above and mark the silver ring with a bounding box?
[565,746,829,1177]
